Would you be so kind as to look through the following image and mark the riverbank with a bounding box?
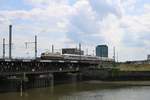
[117,63,150,71]
[86,80,150,86]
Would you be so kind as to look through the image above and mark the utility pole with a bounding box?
[9,25,12,59]
[3,38,5,59]
[35,35,37,59]
[86,48,88,55]
[93,50,95,56]
[117,52,118,62]
[25,35,37,59]
[52,44,54,53]
[113,46,116,62]
[79,43,81,60]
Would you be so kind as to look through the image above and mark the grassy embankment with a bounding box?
[116,63,150,71]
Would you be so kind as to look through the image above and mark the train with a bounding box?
[41,52,63,60]
[41,52,114,62]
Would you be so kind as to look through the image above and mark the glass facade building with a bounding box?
[96,45,108,57]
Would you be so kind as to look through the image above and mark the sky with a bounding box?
[0,0,150,61]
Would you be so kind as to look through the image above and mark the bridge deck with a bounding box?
[0,58,107,75]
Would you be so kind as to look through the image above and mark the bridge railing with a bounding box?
[0,61,82,75]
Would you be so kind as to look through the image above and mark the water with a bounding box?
[1,81,150,100]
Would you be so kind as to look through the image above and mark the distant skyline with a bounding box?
[0,0,150,61]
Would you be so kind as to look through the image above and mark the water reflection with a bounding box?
[1,82,150,100]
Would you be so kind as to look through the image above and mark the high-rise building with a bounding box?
[96,45,108,57]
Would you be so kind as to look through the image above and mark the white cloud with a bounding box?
[24,0,69,8]
[0,1,72,57]
[0,0,150,61]
[144,4,150,12]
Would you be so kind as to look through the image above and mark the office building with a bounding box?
[96,45,108,57]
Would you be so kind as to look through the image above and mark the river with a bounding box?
[1,81,150,100]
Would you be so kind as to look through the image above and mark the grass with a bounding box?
[117,64,150,71]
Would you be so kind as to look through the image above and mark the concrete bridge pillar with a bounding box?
[78,73,83,81]
[70,73,78,83]
[48,73,54,92]
[67,73,83,83]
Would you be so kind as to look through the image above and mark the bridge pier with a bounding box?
[68,73,83,82]
[48,73,54,92]
[26,73,54,89]
[78,73,83,81]
[67,73,78,83]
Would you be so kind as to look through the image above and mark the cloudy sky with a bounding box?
[0,0,150,61]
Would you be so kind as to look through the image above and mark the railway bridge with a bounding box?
[0,58,101,75]
[0,58,114,92]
